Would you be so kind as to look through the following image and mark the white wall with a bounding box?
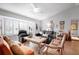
[41,5,79,36]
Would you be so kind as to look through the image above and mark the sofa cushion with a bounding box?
[3,36,14,46]
[0,36,13,55]
[10,43,25,55]
[20,45,34,55]
[10,43,34,55]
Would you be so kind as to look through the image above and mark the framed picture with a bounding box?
[60,21,65,25]
[60,21,65,31]
[71,20,78,30]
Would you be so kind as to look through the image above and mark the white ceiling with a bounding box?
[0,3,76,20]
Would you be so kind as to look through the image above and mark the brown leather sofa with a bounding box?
[0,36,34,55]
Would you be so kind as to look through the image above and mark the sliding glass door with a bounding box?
[0,15,36,36]
[13,20,19,35]
[4,18,13,35]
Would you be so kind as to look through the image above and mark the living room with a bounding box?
[0,3,79,55]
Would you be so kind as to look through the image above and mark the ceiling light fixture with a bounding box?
[30,3,41,13]
[33,8,40,13]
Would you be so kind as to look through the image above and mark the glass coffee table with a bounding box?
[23,36,47,54]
